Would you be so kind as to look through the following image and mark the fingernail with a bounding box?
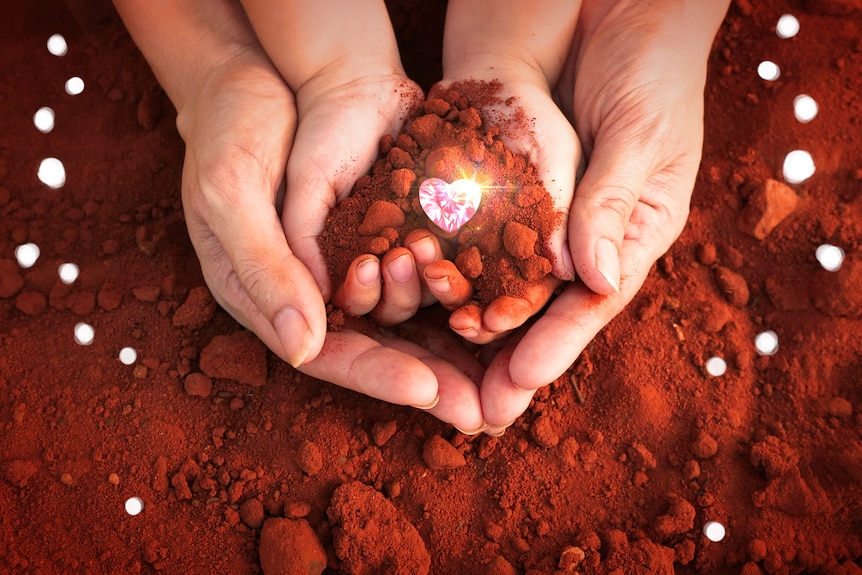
[355,258,379,287]
[454,424,487,436]
[451,326,479,339]
[273,306,313,368]
[387,253,414,283]
[484,422,515,437]
[410,394,440,410]
[595,237,620,293]
[407,234,437,264]
[561,241,576,281]
[424,274,451,294]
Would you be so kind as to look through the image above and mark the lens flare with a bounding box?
[47,34,68,56]
[782,150,815,184]
[776,14,800,39]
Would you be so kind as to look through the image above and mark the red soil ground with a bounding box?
[1,1,861,574]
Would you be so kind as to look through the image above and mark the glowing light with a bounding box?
[33,107,55,133]
[703,521,726,542]
[754,330,779,356]
[776,14,800,39]
[119,347,138,365]
[15,243,41,268]
[757,61,780,81]
[47,34,68,56]
[74,322,95,346]
[124,497,144,516]
[793,95,818,123]
[815,244,845,272]
[782,150,815,184]
[419,177,483,234]
[705,357,727,377]
[58,263,79,284]
[65,77,85,96]
[38,157,66,189]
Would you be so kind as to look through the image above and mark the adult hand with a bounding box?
[114,0,487,431]
[481,0,731,432]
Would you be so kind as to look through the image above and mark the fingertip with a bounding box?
[355,256,381,287]
[575,236,620,296]
[550,232,576,282]
[593,237,621,294]
[273,305,316,367]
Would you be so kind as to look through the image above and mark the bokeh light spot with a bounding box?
[34,107,55,133]
[74,322,95,346]
[815,244,845,272]
[757,61,781,81]
[65,77,85,96]
[58,263,79,284]
[38,157,66,189]
[15,243,41,268]
[755,330,779,356]
[47,34,68,56]
[782,150,815,184]
[776,14,800,39]
[119,347,138,366]
[793,94,818,123]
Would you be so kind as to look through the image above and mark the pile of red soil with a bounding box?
[2,1,861,574]
[321,80,557,312]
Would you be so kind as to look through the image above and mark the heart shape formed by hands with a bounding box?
[418,177,483,234]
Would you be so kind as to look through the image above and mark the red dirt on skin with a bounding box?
[320,79,558,312]
[2,1,862,574]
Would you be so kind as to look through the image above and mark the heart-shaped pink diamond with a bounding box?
[418,177,482,234]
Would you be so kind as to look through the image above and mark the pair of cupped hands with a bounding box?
[157,0,728,435]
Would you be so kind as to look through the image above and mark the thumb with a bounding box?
[188,168,328,368]
[569,137,649,295]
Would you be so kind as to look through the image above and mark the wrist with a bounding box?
[113,0,260,113]
[442,0,578,86]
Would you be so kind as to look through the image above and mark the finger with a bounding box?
[477,82,580,282]
[423,260,473,311]
[332,255,381,316]
[449,304,504,345]
[187,172,326,370]
[481,273,561,333]
[300,330,439,408]
[568,135,650,296]
[282,78,423,301]
[507,241,654,390]
[479,343,537,432]
[404,229,445,307]
[378,329,485,433]
[371,248,422,326]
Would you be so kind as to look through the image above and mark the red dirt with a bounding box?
[321,80,557,310]
[2,1,862,574]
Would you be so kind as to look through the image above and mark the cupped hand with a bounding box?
[176,50,327,369]
[482,0,730,430]
[175,38,484,431]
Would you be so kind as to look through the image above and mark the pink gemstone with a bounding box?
[418,177,482,233]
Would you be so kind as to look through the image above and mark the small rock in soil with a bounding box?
[422,435,466,469]
[0,259,25,298]
[183,372,212,398]
[172,286,216,329]
[199,330,267,386]
[259,518,327,575]
[737,178,799,239]
[296,440,323,476]
[327,481,430,575]
[713,266,750,307]
[655,495,696,540]
[239,498,265,529]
